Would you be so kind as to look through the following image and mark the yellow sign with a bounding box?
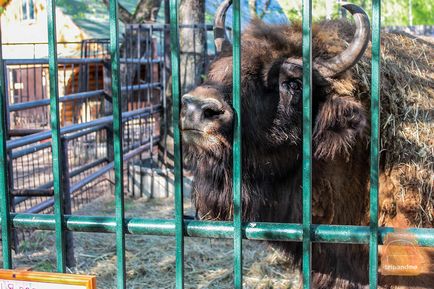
[0,270,96,289]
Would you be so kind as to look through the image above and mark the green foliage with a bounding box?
[18,231,52,252]
[359,0,433,25]
[57,0,90,19]
[411,0,433,25]
[276,0,433,25]
[119,0,140,14]
[34,260,56,272]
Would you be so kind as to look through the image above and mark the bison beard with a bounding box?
[180,2,432,289]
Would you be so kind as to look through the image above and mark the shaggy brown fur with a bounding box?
[181,19,433,289]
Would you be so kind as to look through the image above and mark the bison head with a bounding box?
[181,2,370,220]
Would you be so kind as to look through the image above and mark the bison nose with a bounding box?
[181,94,224,128]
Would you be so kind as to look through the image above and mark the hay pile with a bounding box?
[9,195,298,289]
[355,32,433,228]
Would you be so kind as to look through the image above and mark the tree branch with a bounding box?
[102,0,133,23]
[259,0,271,19]
[248,0,258,18]
[133,0,162,23]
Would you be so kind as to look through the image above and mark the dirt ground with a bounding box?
[9,193,299,289]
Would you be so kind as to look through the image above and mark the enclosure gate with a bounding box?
[0,1,433,289]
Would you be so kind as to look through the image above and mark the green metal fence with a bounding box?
[1,1,434,289]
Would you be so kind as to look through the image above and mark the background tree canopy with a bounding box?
[277,0,433,25]
[1,0,432,26]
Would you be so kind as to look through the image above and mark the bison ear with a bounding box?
[313,95,367,160]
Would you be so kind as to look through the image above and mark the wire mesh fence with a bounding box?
[1,28,165,258]
[1,20,226,264]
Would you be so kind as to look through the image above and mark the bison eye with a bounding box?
[282,79,302,92]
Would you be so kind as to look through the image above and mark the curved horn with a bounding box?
[316,4,370,77]
[214,0,233,54]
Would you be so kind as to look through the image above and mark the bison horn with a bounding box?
[315,4,370,77]
[214,0,233,54]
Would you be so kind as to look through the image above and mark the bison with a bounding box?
[180,1,433,288]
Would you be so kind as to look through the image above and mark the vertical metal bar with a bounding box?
[369,0,381,288]
[149,26,154,173]
[0,18,12,269]
[139,116,143,198]
[161,27,168,166]
[169,1,184,288]
[62,64,66,125]
[26,64,30,103]
[302,0,312,288]
[137,25,142,110]
[3,54,17,255]
[109,1,126,288]
[47,0,66,273]
[232,0,242,288]
[61,139,75,268]
[4,59,18,251]
[137,26,143,198]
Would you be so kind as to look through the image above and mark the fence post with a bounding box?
[369,0,381,288]
[103,59,115,194]
[46,0,67,272]
[61,139,76,268]
[158,5,174,174]
[103,58,113,100]
[169,1,185,288]
[0,16,13,269]
[1,51,19,253]
[302,0,313,288]
[109,1,127,288]
[232,0,243,288]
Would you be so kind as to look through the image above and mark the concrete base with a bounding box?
[127,160,192,200]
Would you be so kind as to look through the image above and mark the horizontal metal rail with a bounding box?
[2,41,85,45]
[9,90,104,112]
[4,58,104,65]
[11,142,52,159]
[62,125,107,142]
[120,83,161,92]
[13,185,53,207]
[20,138,159,213]
[9,82,161,112]
[4,58,164,66]
[118,58,164,64]
[69,158,109,180]
[69,137,159,193]
[12,189,54,197]
[24,199,55,214]
[13,158,108,207]
[9,128,46,137]
[12,112,158,207]
[8,215,434,247]
[7,105,161,150]
[126,23,232,31]
[11,125,106,159]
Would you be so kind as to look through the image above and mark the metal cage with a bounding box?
[0,1,433,289]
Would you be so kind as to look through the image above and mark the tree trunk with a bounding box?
[102,0,163,110]
[325,0,334,20]
[102,0,162,24]
[158,0,174,169]
[259,0,272,19]
[249,0,257,17]
[101,0,133,23]
[133,0,162,23]
[179,0,206,93]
